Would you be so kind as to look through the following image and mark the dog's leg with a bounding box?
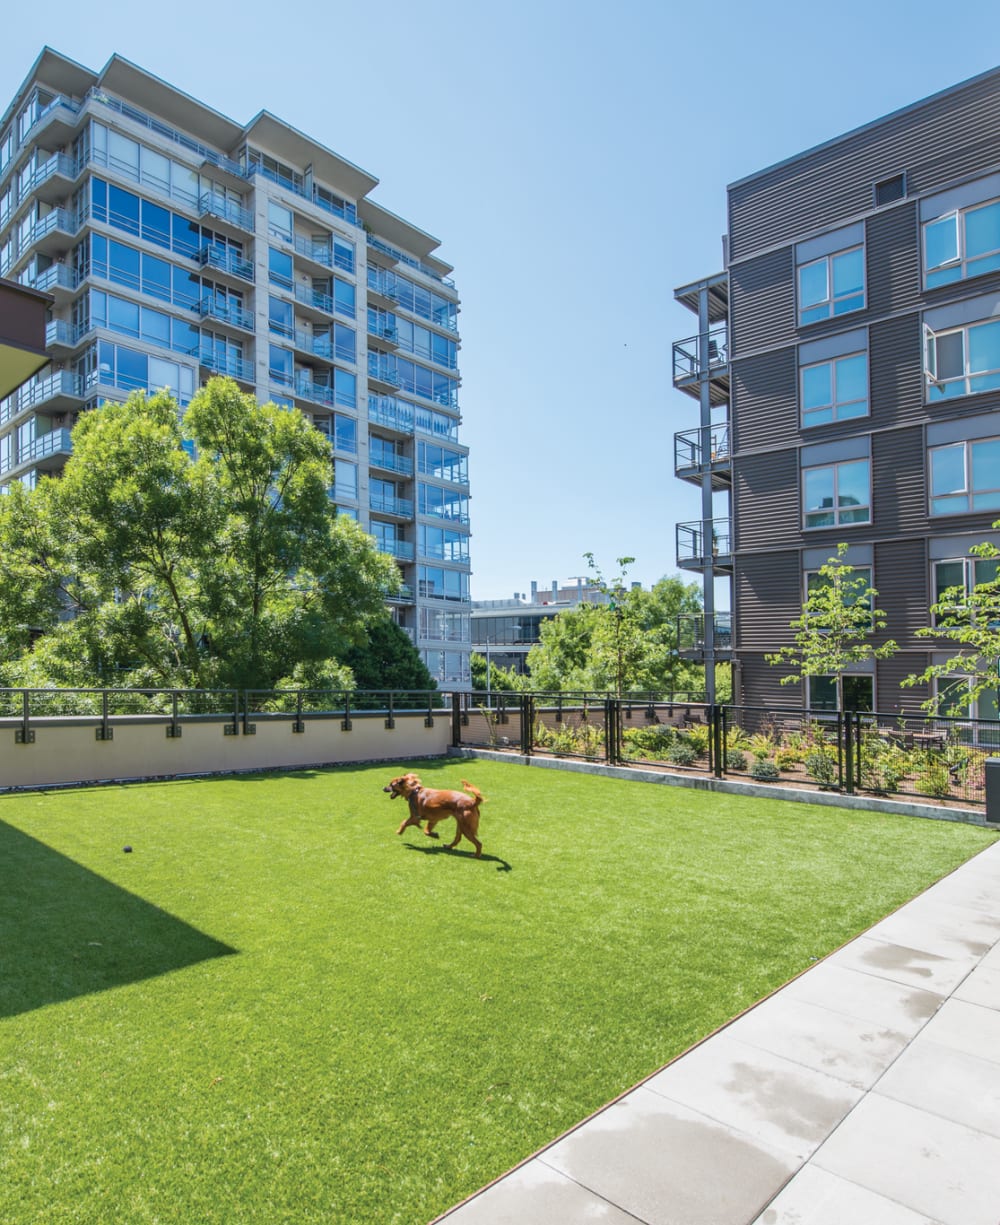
[396,813,421,836]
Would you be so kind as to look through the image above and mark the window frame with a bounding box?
[797,245,866,326]
[928,436,1000,517]
[923,197,1000,289]
[924,318,1000,401]
[800,350,869,428]
[802,457,872,530]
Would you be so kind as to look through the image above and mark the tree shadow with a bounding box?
[402,842,512,872]
[0,820,237,1019]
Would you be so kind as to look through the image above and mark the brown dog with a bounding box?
[383,773,485,857]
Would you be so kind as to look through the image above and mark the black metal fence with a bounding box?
[454,691,1000,809]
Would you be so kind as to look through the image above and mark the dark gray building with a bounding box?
[674,67,1000,719]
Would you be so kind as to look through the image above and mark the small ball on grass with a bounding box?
[123,845,132,853]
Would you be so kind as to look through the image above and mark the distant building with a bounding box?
[472,578,616,674]
[0,47,471,687]
[673,65,1000,717]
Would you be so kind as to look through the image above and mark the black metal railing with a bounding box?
[452,693,1000,809]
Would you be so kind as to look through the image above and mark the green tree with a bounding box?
[340,617,436,692]
[0,379,399,690]
[765,544,897,701]
[524,555,703,694]
[903,527,1000,714]
[469,652,521,693]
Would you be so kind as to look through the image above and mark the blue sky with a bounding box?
[5,0,1000,598]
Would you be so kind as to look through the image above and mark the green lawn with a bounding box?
[0,760,994,1223]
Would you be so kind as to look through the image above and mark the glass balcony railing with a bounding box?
[0,428,74,476]
[0,371,82,425]
[292,282,334,315]
[672,325,729,383]
[370,450,413,476]
[196,297,255,331]
[26,207,78,246]
[197,246,254,283]
[366,234,455,289]
[384,584,414,603]
[367,354,400,387]
[676,613,733,653]
[676,518,733,566]
[197,192,254,232]
[370,492,414,517]
[367,394,413,433]
[27,152,77,194]
[199,351,255,382]
[292,330,355,365]
[32,264,77,294]
[45,319,78,348]
[674,422,731,472]
[375,538,415,561]
[293,375,336,408]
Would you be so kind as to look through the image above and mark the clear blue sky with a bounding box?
[5,0,1000,597]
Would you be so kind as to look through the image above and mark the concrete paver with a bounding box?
[436,841,1000,1225]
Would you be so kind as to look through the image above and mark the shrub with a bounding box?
[680,725,709,755]
[668,741,698,767]
[724,748,748,771]
[774,747,800,771]
[749,758,780,782]
[748,732,776,759]
[805,750,837,787]
[917,760,953,799]
[859,736,908,794]
[623,725,675,757]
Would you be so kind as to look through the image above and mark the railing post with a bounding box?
[96,689,113,741]
[293,689,306,733]
[384,690,395,731]
[713,704,724,778]
[521,693,534,756]
[451,692,462,746]
[342,692,353,732]
[424,691,434,729]
[16,689,34,744]
[242,690,256,736]
[166,690,182,738]
[843,710,855,795]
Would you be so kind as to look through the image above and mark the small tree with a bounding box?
[765,544,896,704]
[903,528,1000,714]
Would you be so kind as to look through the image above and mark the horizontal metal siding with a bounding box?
[869,314,923,429]
[731,348,796,453]
[729,73,1000,261]
[730,247,795,358]
[734,451,800,552]
[873,538,929,653]
[737,653,803,710]
[735,550,801,651]
[866,203,920,317]
[876,654,932,717]
[872,427,926,537]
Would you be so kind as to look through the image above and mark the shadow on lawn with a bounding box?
[0,820,236,1019]
[402,842,512,872]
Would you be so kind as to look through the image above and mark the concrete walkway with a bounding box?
[435,841,1000,1225]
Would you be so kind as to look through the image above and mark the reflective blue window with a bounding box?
[171,214,200,259]
[91,177,107,223]
[172,266,199,309]
[334,368,356,408]
[141,252,171,302]
[141,199,171,249]
[925,199,1000,288]
[172,319,199,355]
[108,295,140,338]
[141,306,170,347]
[108,240,140,291]
[798,247,865,325]
[334,278,355,318]
[109,184,140,236]
[269,247,293,288]
[269,295,293,337]
[801,352,868,427]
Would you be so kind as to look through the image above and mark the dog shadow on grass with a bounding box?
[402,843,512,872]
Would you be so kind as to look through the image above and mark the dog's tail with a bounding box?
[461,780,486,804]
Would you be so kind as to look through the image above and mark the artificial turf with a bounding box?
[0,759,995,1223]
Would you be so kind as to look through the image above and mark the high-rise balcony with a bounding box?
[370,492,414,518]
[367,353,400,389]
[368,320,399,347]
[293,375,337,409]
[370,450,413,477]
[198,193,254,233]
[384,583,415,604]
[25,208,79,259]
[676,518,733,571]
[367,394,414,435]
[292,282,334,318]
[0,371,83,426]
[28,152,78,204]
[196,297,255,332]
[0,428,73,479]
[676,613,733,658]
[32,263,77,297]
[672,325,730,405]
[674,422,732,488]
[197,245,254,284]
[367,267,400,305]
[292,330,355,366]
[291,234,334,272]
[375,538,415,561]
[199,351,255,383]
[45,319,79,351]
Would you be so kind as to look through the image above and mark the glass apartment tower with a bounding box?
[0,48,471,688]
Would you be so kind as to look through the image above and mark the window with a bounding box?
[929,437,1000,515]
[925,319,1000,400]
[268,295,293,338]
[269,344,293,385]
[269,246,293,288]
[268,201,293,242]
[801,352,868,427]
[798,247,865,325]
[803,459,871,528]
[418,566,469,602]
[807,674,874,712]
[332,459,357,501]
[924,199,1000,289]
[932,557,1000,623]
[334,277,355,318]
[874,174,906,206]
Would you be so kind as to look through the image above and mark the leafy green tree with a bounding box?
[0,379,399,691]
[903,527,1000,714]
[470,652,521,693]
[340,617,436,692]
[765,544,896,700]
[524,555,703,694]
